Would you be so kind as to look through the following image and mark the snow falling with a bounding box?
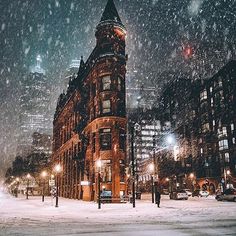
[0,0,236,177]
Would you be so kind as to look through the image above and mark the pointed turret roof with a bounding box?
[100,0,122,24]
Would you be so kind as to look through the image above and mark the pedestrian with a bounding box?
[155,190,161,208]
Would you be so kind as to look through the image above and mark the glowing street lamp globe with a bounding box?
[189,173,195,179]
[149,163,155,173]
[96,159,102,169]
[26,173,31,179]
[41,171,47,178]
[166,135,175,145]
[54,164,62,173]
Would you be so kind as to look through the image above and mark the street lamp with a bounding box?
[26,174,31,200]
[15,178,20,198]
[41,171,47,202]
[149,163,155,203]
[54,164,62,207]
[189,173,195,191]
[96,159,102,209]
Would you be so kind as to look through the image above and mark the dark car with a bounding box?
[216,188,236,202]
[100,190,112,203]
[192,189,200,197]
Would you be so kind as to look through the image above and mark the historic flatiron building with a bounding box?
[52,0,127,201]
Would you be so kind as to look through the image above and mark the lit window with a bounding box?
[117,76,122,91]
[219,139,228,151]
[210,87,213,93]
[200,89,207,101]
[99,160,112,182]
[219,79,223,87]
[102,100,111,114]
[211,98,214,107]
[202,123,210,133]
[225,153,230,163]
[200,148,203,154]
[102,75,111,91]
[231,124,234,131]
[222,127,227,136]
[100,128,111,150]
[213,120,215,126]
[232,138,235,144]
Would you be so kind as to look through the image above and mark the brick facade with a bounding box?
[52,0,127,201]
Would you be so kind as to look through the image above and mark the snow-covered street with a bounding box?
[0,191,236,236]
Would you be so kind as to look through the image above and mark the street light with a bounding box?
[26,174,31,200]
[189,173,194,179]
[54,164,62,207]
[149,163,155,203]
[96,159,102,209]
[41,171,47,202]
[15,178,20,198]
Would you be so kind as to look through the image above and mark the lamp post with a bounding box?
[149,163,155,203]
[189,173,195,191]
[41,171,47,202]
[96,160,102,209]
[54,164,62,207]
[131,125,136,208]
[26,174,31,200]
[226,170,231,188]
[15,178,20,198]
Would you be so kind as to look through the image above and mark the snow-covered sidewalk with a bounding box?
[0,191,236,236]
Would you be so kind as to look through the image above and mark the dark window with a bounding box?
[117,99,125,116]
[119,129,126,150]
[100,128,111,150]
[91,83,96,97]
[92,133,96,153]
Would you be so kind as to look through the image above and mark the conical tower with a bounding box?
[83,0,127,202]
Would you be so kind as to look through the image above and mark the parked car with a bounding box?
[162,189,169,195]
[100,190,112,203]
[199,190,209,197]
[183,189,192,197]
[170,190,188,200]
[216,188,236,202]
[192,189,200,197]
[192,190,209,197]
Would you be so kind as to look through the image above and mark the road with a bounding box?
[0,191,236,236]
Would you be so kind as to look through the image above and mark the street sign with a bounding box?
[80,181,91,186]
[49,180,55,186]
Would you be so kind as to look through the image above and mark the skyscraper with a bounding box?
[17,55,52,156]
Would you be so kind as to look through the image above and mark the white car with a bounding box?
[183,189,192,197]
[199,190,209,197]
[170,190,188,200]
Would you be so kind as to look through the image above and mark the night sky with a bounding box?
[0,0,236,177]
